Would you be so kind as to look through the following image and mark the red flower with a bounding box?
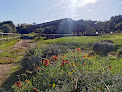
[63,55,65,57]
[52,55,58,61]
[87,55,91,57]
[43,59,50,65]
[83,55,86,58]
[15,81,21,88]
[61,62,65,66]
[108,66,112,69]
[77,48,81,51]
[60,58,63,61]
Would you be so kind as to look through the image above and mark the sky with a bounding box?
[0,0,122,25]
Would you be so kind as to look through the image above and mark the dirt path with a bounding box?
[0,39,37,87]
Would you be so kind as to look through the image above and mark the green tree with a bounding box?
[2,24,12,33]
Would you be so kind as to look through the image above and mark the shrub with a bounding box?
[93,41,114,56]
[22,46,40,70]
[22,44,67,70]
[117,48,122,57]
[40,44,68,58]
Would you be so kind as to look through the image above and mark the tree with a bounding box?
[2,24,12,33]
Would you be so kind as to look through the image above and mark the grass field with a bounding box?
[39,33,122,50]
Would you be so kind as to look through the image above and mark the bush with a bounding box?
[22,46,40,70]
[40,44,68,58]
[117,48,122,57]
[22,44,67,70]
[93,41,114,56]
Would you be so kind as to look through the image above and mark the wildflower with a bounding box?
[25,79,27,82]
[82,63,86,66]
[33,88,38,92]
[49,84,52,86]
[63,55,65,57]
[43,59,50,65]
[72,50,75,52]
[77,48,81,51]
[35,65,39,71]
[61,62,65,66]
[48,51,52,53]
[83,55,86,58]
[15,81,21,88]
[52,55,58,61]
[28,81,31,83]
[108,66,112,69]
[65,59,68,62]
[73,64,75,66]
[60,58,63,61]
[23,74,26,76]
[87,55,91,57]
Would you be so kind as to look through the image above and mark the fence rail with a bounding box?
[0,32,21,41]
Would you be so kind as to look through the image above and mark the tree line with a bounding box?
[0,15,122,36]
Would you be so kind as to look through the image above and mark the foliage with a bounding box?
[12,49,122,92]
[40,44,68,58]
[0,21,16,33]
[93,41,114,56]
[117,48,122,57]
[39,33,122,50]
[22,44,67,70]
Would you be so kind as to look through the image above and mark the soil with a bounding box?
[0,39,37,87]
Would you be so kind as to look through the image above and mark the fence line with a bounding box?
[0,32,21,41]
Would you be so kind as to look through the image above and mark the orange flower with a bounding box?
[82,63,86,66]
[52,55,58,61]
[28,81,31,83]
[25,79,27,82]
[63,55,65,57]
[23,74,26,76]
[108,66,112,69]
[43,59,50,65]
[77,48,81,51]
[15,81,21,88]
[49,84,52,86]
[33,88,38,92]
[48,51,52,53]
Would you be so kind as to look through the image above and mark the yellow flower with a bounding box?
[73,64,75,66]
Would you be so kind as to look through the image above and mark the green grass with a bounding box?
[0,39,18,49]
[39,33,122,49]
[0,39,25,64]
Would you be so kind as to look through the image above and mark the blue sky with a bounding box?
[0,0,122,25]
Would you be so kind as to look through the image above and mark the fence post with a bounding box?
[2,33,3,41]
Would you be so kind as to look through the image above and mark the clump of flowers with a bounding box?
[43,59,50,65]
[15,81,21,88]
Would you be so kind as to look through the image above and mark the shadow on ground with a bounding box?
[0,62,26,92]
